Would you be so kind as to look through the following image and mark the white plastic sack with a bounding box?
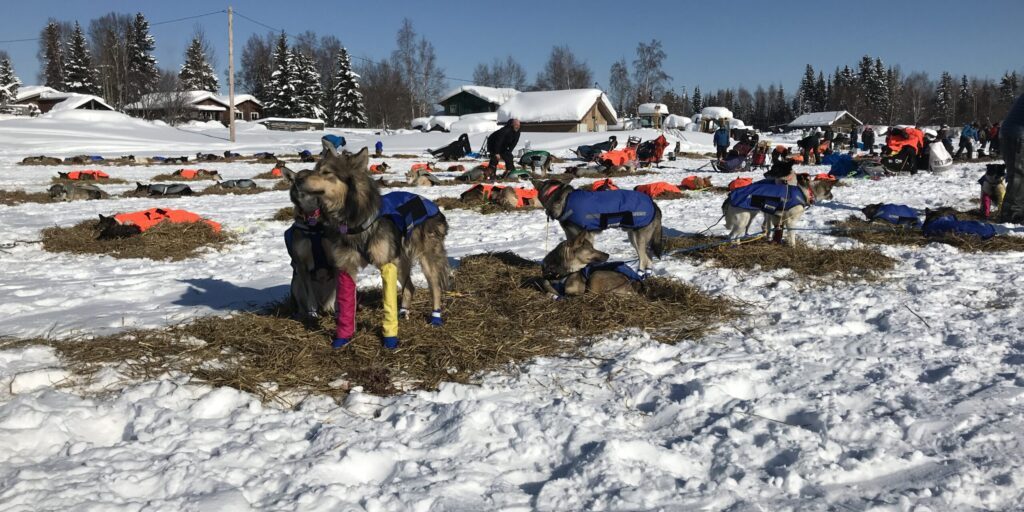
[929,142,953,172]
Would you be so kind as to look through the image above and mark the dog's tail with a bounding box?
[651,210,664,259]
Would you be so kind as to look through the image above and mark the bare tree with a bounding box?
[390,19,446,118]
[534,45,593,91]
[88,12,132,107]
[608,58,632,113]
[136,68,191,125]
[632,40,671,103]
[239,32,274,100]
[472,56,527,89]
[901,71,932,124]
[358,59,413,128]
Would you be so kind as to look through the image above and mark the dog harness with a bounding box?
[869,204,921,225]
[66,170,109,180]
[284,209,331,274]
[591,179,619,191]
[728,177,753,191]
[558,189,656,231]
[177,169,200,179]
[922,215,996,240]
[727,180,808,214]
[549,262,644,297]
[680,176,708,191]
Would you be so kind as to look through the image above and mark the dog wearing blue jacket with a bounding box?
[533,178,663,272]
[540,233,643,298]
[722,171,834,246]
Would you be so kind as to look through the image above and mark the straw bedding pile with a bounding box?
[41,219,234,260]
[32,252,737,401]
[666,234,896,279]
[0,189,53,205]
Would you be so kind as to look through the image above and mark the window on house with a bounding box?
[250,112,259,121]
[235,112,243,120]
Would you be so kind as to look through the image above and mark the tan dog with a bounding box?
[722,172,835,246]
[980,164,1007,219]
[540,233,641,298]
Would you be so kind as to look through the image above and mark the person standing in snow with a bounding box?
[862,126,876,156]
[978,123,990,157]
[713,124,730,160]
[849,126,859,152]
[937,124,954,155]
[990,122,1001,156]
[955,122,978,160]
[999,94,1024,223]
[486,118,521,179]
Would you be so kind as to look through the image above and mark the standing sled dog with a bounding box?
[288,143,451,349]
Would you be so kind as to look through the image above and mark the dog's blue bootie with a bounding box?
[382,336,399,350]
[331,338,350,349]
[430,310,443,327]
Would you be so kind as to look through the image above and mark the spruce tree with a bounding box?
[691,86,703,113]
[1001,71,1020,104]
[328,47,367,127]
[264,32,300,118]
[42,21,64,89]
[126,13,159,102]
[0,57,21,104]
[293,51,324,119]
[870,58,889,122]
[179,36,219,92]
[956,74,973,124]
[63,22,99,94]
[933,72,955,124]
[814,71,827,111]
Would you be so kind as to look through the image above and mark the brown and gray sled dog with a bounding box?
[540,233,641,298]
[48,183,109,201]
[292,145,451,331]
[281,165,337,319]
[406,168,442,187]
[532,178,663,272]
[722,171,835,246]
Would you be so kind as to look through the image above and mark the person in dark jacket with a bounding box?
[713,125,730,160]
[486,119,521,178]
[849,127,859,152]
[937,125,954,155]
[990,122,1001,155]
[862,126,876,155]
[799,129,822,164]
[999,95,1024,223]
[955,122,978,160]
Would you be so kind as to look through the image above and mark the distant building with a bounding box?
[497,89,617,133]
[638,103,669,129]
[125,91,263,125]
[14,86,113,114]
[438,86,519,116]
[787,111,863,132]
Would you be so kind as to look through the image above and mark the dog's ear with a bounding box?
[350,147,370,172]
[530,179,545,192]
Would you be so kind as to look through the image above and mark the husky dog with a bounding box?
[533,178,663,272]
[979,164,1007,219]
[174,168,220,179]
[291,145,451,348]
[540,233,642,297]
[722,169,835,246]
[492,186,541,208]
[21,156,63,165]
[369,162,391,174]
[163,156,189,164]
[135,182,194,196]
[48,183,108,201]
[58,171,101,181]
[281,166,338,320]
[445,164,466,174]
[406,168,442,187]
[216,179,258,189]
[196,152,220,161]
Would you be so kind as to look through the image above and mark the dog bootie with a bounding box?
[382,336,399,350]
[981,194,992,219]
[332,338,350,349]
[430,309,443,327]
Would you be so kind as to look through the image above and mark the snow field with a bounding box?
[1,114,1023,509]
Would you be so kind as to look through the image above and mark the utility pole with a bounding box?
[228,6,236,143]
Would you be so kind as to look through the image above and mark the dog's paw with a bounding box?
[331,338,350,349]
[429,310,443,327]
[399,308,410,320]
[382,336,399,349]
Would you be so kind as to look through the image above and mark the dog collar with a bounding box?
[338,210,378,235]
[542,184,561,199]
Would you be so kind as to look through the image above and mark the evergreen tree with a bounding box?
[0,57,21,104]
[814,71,827,111]
[327,47,367,127]
[870,58,890,121]
[293,51,324,119]
[41,21,65,89]
[797,64,816,114]
[63,22,99,94]
[933,72,955,124]
[179,35,218,92]
[1001,71,1020,104]
[691,86,703,113]
[126,13,159,103]
[956,74,974,124]
[773,85,792,126]
[264,32,300,118]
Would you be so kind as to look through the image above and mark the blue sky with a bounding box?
[2,0,1022,94]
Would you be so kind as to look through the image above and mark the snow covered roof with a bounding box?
[14,85,60,102]
[229,94,262,106]
[700,106,733,120]
[497,89,617,124]
[788,110,863,128]
[664,115,691,129]
[411,117,430,130]
[125,91,229,111]
[638,103,669,115]
[438,85,520,106]
[46,93,114,112]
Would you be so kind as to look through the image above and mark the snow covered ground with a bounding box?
[1,112,1024,510]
